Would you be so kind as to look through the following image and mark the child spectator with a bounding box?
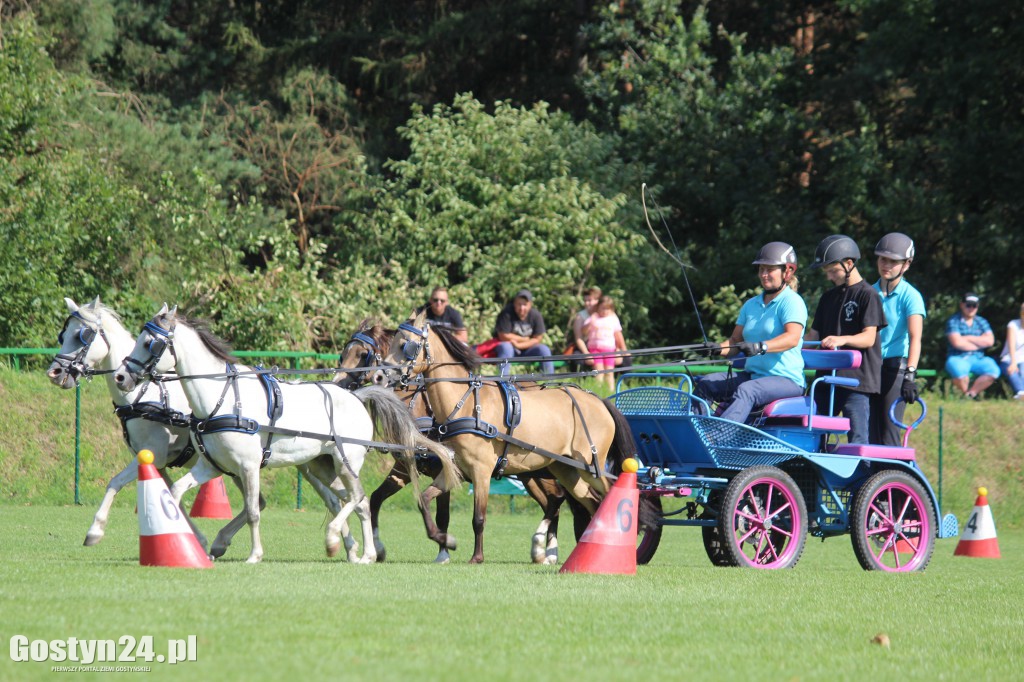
[582,295,628,390]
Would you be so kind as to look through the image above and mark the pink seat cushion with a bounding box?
[833,444,917,461]
[763,414,850,432]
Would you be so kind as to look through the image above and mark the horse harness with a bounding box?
[113,378,195,468]
[426,377,604,481]
[392,321,606,480]
[186,363,436,479]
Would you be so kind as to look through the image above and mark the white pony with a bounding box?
[46,297,354,556]
[46,297,203,547]
[113,305,460,564]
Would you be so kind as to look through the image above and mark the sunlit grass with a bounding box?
[1,506,1022,681]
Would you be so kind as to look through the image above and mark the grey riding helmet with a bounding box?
[811,234,860,269]
[874,232,915,261]
[752,242,797,268]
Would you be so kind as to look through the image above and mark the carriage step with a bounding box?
[832,443,916,461]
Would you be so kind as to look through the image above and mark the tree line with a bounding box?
[2,0,1021,370]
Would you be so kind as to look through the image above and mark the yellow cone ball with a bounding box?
[622,458,639,474]
[978,486,988,497]
[137,449,154,465]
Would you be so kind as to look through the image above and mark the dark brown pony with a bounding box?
[335,319,587,563]
[375,313,634,564]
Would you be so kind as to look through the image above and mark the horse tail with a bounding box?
[602,398,636,475]
[353,385,462,493]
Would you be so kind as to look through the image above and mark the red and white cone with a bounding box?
[954,486,1001,559]
[560,458,640,575]
[190,476,233,519]
[137,450,213,568]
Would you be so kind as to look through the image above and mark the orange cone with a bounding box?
[560,458,640,575]
[137,450,213,568]
[954,486,1001,559]
[190,476,233,519]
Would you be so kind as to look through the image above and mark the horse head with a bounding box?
[333,319,392,389]
[47,296,114,389]
[373,312,432,388]
[114,303,178,391]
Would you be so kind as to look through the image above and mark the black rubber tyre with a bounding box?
[636,496,663,565]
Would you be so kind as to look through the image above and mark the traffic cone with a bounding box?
[137,450,213,568]
[190,476,233,519]
[954,486,1001,559]
[560,458,640,575]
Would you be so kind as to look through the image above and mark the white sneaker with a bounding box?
[1015,391,1024,400]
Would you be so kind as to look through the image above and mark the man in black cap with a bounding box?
[945,292,1000,399]
[493,289,555,375]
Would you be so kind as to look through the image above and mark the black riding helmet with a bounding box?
[752,241,798,268]
[811,234,860,269]
[874,232,915,261]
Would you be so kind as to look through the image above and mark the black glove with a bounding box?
[901,371,919,404]
[736,341,767,356]
[703,341,722,354]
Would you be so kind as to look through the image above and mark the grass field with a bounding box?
[1,506,1022,681]
[2,366,1023,680]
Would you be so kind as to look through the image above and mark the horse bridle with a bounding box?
[122,318,176,381]
[391,322,432,387]
[340,332,382,382]
[53,312,108,380]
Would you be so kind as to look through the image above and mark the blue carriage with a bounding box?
[612,349,959,571]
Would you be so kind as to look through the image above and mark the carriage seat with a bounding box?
[760,412,851,433]
[760,394,853,432]
[755,349,862,434]
[833,443,917,461]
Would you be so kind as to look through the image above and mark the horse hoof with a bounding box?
[83,533,103,547]
[210,546,227,559]
[375,548,387,563]
[445,535,457,551]
[543,554,558,565]
[326,543,341,559]
[531,534,546,563]
[245,556,261,565]
[434,550,451,564]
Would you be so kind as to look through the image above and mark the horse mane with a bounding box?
[356,317,394,354]
[176,314,240,364]
[78,300,123,329]
[431,325,482,372]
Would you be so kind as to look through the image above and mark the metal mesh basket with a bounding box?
[614,387,692,416]
[690,416,805,469]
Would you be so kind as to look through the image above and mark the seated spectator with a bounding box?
[494,289,555,376]
[999,301,1024,400]
[416,286,467,343]
[572,287,602,362]
[582,295,628,390]
[945,292,1000,399]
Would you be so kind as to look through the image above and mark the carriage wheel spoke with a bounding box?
[744,488,764,518]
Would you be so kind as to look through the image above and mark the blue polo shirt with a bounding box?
[873,279,927,360]
[946,314,993,358]
[736,287,807,387]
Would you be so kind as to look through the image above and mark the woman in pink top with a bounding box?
[583,295,628,390]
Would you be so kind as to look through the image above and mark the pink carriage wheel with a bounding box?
[718,466,808,569]
[850,470,936,572]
